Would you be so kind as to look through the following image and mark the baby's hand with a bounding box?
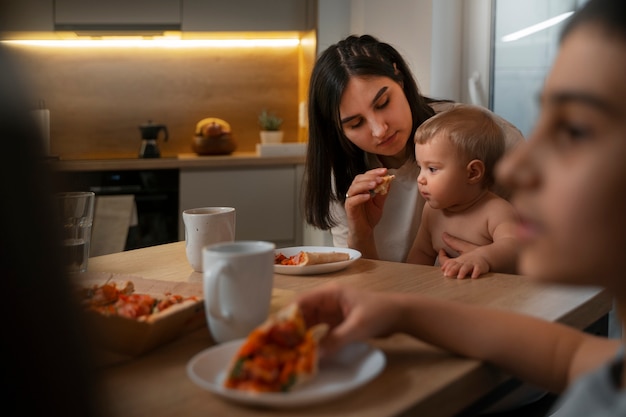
[438,249,490,279]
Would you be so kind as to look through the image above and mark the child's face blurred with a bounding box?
[497,26,626,290]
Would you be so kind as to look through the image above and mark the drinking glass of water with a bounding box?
[57,192,95,273]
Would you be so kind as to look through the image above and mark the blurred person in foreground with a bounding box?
[0,44,105,416]
[298,0,626,414]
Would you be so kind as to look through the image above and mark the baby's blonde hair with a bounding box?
[414,104,505,187]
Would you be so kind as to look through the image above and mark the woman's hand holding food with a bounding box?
[345,168,390,258]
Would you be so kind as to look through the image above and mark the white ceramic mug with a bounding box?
[182,207,236,272]
[203,240,275,344]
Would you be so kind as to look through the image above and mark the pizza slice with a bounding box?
[224,303,329,393]
[373,174,396,195]
[80,281,198,319]
[275,251,350,266]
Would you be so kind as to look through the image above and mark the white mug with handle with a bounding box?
[203,240,275,344]
[182,207,235,272]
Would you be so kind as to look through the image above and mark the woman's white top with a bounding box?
[330,155,423,262]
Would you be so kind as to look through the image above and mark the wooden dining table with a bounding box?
[87,241,612,417]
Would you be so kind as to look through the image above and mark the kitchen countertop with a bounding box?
[49,152,306,172]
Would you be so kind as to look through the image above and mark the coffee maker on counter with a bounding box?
[139,121,168,158]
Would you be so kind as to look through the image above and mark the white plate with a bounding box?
[274,246,361,275]
[187,340,385,408]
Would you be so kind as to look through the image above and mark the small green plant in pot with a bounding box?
[258,109,284,144]
[258,109,283,130]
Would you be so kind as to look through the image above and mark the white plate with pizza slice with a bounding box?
[187,340,385,408]
[274,246,361,275]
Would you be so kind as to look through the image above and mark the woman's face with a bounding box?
[497,26,626,290]
[339,76,412,165]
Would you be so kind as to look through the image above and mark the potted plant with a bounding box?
[258,109,284,144]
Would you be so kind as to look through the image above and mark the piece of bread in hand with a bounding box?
[373,174,396,195]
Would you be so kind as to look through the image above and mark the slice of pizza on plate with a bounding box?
[224,303,329,393]
[275,251,349,266]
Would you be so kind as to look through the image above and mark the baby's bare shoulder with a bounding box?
[484,192,517,215]
[483,193,519,235]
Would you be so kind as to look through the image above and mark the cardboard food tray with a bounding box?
[76,272,206,359]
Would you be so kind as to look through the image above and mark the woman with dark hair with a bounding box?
[304,35,523,264]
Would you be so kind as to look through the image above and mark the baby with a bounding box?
[406,105,519,278]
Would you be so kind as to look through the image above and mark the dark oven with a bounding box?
[57,169,179,251]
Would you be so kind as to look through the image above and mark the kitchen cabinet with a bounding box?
[54,0,181,30]
[0,0,54,32]
[181,0,315,32]
[1,0,315,34]
[179,165,304,248]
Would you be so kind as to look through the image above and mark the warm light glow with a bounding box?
[501,11,574,42]
[1,38,301,48]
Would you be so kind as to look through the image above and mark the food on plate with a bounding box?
[275,251,350,266]
[373,174,396,195]
[224,303,329,392]
[80,281,198,320]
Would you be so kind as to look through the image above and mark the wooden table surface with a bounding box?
[88,241,612,417]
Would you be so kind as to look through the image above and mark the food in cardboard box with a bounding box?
[77,273,205,358]
[81,280,198,319]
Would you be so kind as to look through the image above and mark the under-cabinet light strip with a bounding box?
[1,38,300,48]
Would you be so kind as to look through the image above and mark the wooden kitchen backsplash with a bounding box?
[8,42,310,159]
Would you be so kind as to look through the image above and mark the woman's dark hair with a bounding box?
[560,0,626,43]
[304,35,439,230]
